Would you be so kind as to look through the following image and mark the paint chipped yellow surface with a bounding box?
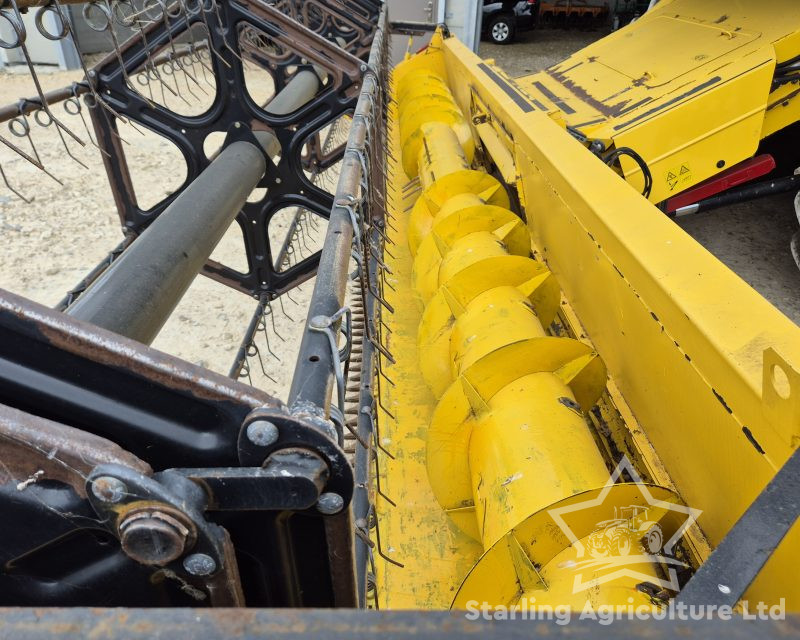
[373,92,482,610]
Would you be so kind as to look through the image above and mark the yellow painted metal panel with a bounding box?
[569,16,760,88]
[440,35,800,608]
[611,55,773,202]
[513,0,800,202]
[764,79,800,139]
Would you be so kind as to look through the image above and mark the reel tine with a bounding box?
[0,164,31,203]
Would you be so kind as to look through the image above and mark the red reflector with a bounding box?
[664,154,776,213]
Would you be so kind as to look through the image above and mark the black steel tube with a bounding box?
[266,69,322,115]
[285,10,384,609]
[63,59,321,342]
[287,151,362,407]
[67,133,270,344]
[673,174,800,217]
[253,68,323,159]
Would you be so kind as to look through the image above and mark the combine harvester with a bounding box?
[0,0,797,635]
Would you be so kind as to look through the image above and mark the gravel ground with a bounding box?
[479,26,609,77]
[0,63,321,400]
[676,191,800,324]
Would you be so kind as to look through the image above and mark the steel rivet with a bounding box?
[246,420,279,447]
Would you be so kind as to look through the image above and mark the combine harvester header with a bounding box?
[0,0,797,635]
[376,20,800,615]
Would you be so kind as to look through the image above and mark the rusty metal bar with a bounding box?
[0,608,795,638]
[0,287,277,469]
[0,82,89,124]
[0,401,153,497]
[287,12,383,411]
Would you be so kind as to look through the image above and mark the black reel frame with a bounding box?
[91,0,372,297]
[0,0,384,610]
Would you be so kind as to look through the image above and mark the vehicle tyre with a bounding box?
[610,528,632,556]
[638,520,664,555]
[641,524,663,554]
[487,13,515,44]
[587,529,610,558]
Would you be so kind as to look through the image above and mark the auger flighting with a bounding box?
[394,44,685,610]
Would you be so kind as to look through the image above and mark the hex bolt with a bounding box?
[91,476,128,503]
[183,553,217,576]
[246,420,279,447]
[317,492,344,515]
[118,510,191,566]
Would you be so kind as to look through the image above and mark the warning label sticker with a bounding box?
[665,163,692,192]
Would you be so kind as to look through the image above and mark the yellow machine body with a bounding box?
[513,0,800,202]
[375,22,800,613]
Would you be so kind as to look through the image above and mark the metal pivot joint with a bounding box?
[85,463,244,606]
[237,407,354,513]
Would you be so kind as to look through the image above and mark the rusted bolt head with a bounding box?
[317,492,344,515]
[183,553,216,576]
[246,420,279,447]
[118,510,191,566]
[91,476,128,503]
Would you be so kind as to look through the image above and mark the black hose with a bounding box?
[671,174,800,217]
[771,73,800,90]
[603,146,653,199]
[777,52,800,70]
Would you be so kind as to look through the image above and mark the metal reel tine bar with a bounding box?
[3,0,85,152]
[0,164,30,202]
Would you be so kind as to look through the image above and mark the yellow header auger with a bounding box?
[376,7,800,615]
